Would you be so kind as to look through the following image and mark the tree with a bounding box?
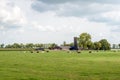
[20,43,25,48]
[35,44,43,48]
[0,44,4,48]
[49,43,57,49]
[70,42,74,46]
[63,41,66,46]
[94,42,101,50]
[12,43,21,48]
[112,44,116,49]
[99,39,111,50]
[5,44,12,48]
[87,41,94,49]
[118,44,120,49]
[25,43,34,48]
[78,33,91,49]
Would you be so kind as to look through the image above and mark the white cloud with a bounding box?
[102,11,120,21]
[0,26,4,30]
[0,0,27,30]
[32,22,56,32]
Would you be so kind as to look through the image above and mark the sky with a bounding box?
[0,0,120,45]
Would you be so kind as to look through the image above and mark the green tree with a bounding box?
[99,39,111,50]
[20,43,25,48]
[118,44,120,49]
[78,33,91,49]
[94,42,101,50]
[70,42,74,46]
[112,44,116,49]
[63,41,66,46]
[25,43,34,48]
[12,43,21,48]
[50,43,57,49]
[35,44,43,48]
[87,41,94,49]
[0,44,4,48]
[5,44,12,48]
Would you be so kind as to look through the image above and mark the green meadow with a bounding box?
[0,51,120,80]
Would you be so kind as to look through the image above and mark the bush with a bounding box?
[30,51,33,53]
[36,50,39,53]
[46,50,49,53]
[89,50,92,53]
[77,51,81,53]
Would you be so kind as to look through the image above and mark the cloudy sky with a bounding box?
[0,0,120,45]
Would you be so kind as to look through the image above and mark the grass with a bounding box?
[0,50,120,80]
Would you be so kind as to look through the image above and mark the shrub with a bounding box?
[30,51,33,53]
[89,50,92,53]
[46,50,49,53]
[36,50,39,53]
[77,51,81,53]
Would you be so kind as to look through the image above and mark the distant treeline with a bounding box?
[0,43,58,49]
[112,44,120,49]
[0,33,119,51]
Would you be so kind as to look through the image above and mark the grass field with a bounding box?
[0,50,120,80]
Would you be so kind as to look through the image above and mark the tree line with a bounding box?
[112,44,120,49]
[78,33,111,50]
[0,43,58,49]
[0,32,115,50]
